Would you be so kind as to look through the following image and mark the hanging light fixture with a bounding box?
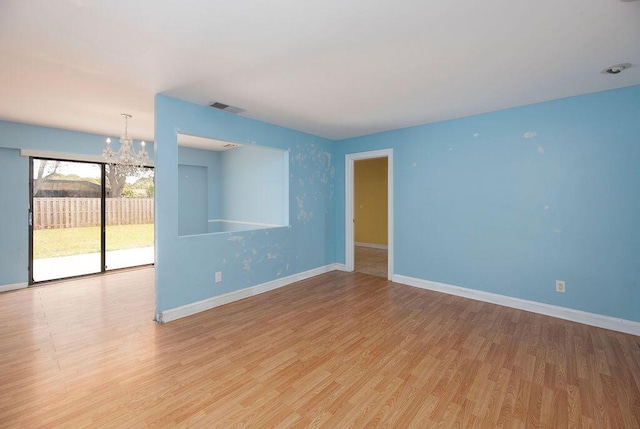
[103,113,148,167]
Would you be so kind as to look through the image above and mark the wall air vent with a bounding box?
[209,102,245,114]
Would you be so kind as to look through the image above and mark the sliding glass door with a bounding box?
[30,159,103,282]
[29,157,154,284]
[105,165,154,270]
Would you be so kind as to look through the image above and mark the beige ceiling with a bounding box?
[0,0,639,142]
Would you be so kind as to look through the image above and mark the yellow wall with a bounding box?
[354,157,387,245]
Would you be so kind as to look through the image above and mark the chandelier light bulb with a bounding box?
[102,113,148,168]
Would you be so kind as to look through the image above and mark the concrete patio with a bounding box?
[33,246,154,282]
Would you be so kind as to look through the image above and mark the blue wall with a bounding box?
[2,85,638,326]
[220,145,288,226]
[154,95,335,316]
[0,147,28,286]
[0,120,154,287]
[178,164,209,235]
[177,144,287,235]
[178,146,221,235]
[333,85,640,322]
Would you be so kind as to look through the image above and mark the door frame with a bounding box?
[28,156,154,284]
[345,149,393,280]
[29,156,106,284]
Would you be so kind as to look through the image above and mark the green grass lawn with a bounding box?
[34,224,154,259]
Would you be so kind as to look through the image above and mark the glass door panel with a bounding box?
[31,159,102,282]
[105,165,154,270]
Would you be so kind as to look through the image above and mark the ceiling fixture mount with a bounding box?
[103,113,148,167]
[601,63,632,75]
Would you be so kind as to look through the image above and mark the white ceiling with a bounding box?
[0,0,639,142]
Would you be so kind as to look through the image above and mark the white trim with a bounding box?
[345,149,394,280]
[158,264,340,323]
[283,150,290,227]
[20,149,155,166]
[393,274,640,336]
[334,263,348,271]
[0,282,28,293]
[208,219,282,228]
[355,241,388,250]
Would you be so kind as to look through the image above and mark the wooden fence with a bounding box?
[33,198,154,229]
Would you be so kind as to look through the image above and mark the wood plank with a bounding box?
[0,270,639,427]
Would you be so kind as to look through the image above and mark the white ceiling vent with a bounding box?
[209,102,245,114]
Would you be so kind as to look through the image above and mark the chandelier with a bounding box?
[103,113,148,167]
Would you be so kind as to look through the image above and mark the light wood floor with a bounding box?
[355,246,387,278]
[1,269,639,428]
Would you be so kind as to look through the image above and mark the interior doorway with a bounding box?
[354,158,388,278]
[29,157,154,283]
[345,149,393,280]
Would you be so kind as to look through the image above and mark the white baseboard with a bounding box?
[0,282,28,293]
[355,242,388,250]
[392,274,640,336]
[157,265,640,336]
[158,264,340,323]
[334,263,349,272]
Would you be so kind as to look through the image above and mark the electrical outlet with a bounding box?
[215,271,222,283]
[555,280,565,293]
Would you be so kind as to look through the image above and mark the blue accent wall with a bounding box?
[333,85,640,322]
[154,95,335,316]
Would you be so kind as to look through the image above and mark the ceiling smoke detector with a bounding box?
[601,63,632,74]
[209,101,245,114]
